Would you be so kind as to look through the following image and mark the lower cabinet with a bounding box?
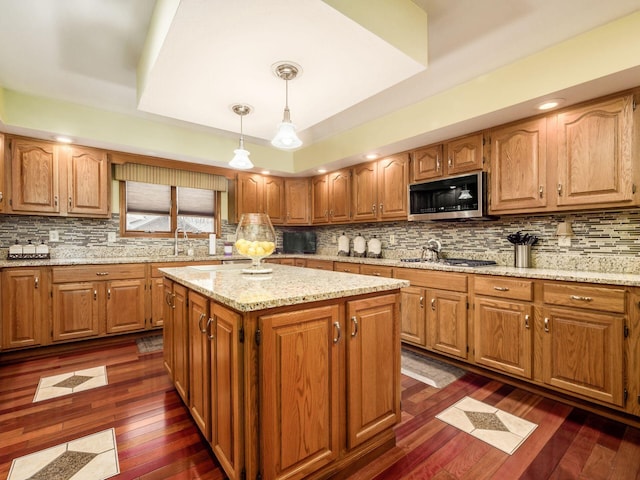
[189,290,211,439]
[1,267,48,349]
[164,280,189,403]
[400,285,426,347]
[426,289,468,359]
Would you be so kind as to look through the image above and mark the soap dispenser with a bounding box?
[338,232,350,256]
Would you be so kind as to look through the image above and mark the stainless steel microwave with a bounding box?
[408,171,490,221]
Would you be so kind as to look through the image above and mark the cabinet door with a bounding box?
[474,297,532,379]
[411,144,443,181]
[352,162,378,221]
[150,277,165,328]
[426,290,467,359]
[377,154,409,220]
[173,283,189,403]
[105,279,146,334]
[264,176,285,224]
[1,268,46,348]
[400,286,426,346]
[163,279,175,379]
[556,95,634,207]
[284,178,310,224]
[328,169,351,223]
[65,145,109,216]
[445,132,484,175]
[346,294,400,449]
[0,133,5,212]
[260,305,340,480]
[542,308,624,406]
[237,173,264,217]
[490,117,548,213]
[311,175,329,224]
[10,139,60,213]
[211,303,244,480]
[189,291,210,439]
[52,282,101,342]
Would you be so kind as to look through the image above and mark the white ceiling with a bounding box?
[0,0,639,170]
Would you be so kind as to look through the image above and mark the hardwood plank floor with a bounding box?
[1,338,639,479]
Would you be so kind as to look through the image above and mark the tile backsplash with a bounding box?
[1,210,639,272]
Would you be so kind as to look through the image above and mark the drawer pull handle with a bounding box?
[419,296,424,309]
[544,317,550,333]
[68,196,72,208]
[524,314,530,329]
[431,298,436,311]
[570,295,593,302]
[207,317,215,340]
[351,316,358,338]
[94,289,97,300]
[333,321,341,344]
[34,277,39,289]
[557,183,563,196]
[198,313,207,334]
[96,272,109,276]
[539,185,544,197]
[494,286,509,291]
[107,288,111,300]
[436,157,441,171]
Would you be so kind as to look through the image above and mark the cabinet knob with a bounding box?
[524,314,530,329]
[431,298,436,311]
[419,296,424,309]
[350,316,359,338]
[372,204,376,213]
[333,321,341,344]
[94,290,98,301]
[107,288,111,300]
[379,203,383,213]
[539,186,544,198]
[557,184,563,196]
[34,277,39,289]
[68,196,72,208]
[54,195,58,206]
[436,157,441,171]
[448,157,453,168]
[544,317,550,333]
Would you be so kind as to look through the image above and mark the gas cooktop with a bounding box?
[400,258,497,267]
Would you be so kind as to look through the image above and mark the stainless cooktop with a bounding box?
[400,258,497,267]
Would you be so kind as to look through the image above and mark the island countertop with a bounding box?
[160,263,410,312]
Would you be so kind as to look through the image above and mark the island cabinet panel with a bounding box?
[346,294,401,449]
[162,278,175,380]
[0,133,5,212]
[541,307,624,406]
[52,282,101,341]
[172,283,189,403]
[260,305,341,480]
[473,297,533,379]
[188,291,211,440]
[210,302,244,480]
[1,268,48,349]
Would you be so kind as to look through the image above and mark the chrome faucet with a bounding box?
[174,228,188,256]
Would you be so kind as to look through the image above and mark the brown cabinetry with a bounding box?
[284,178,310,224]
[232,173,285,224]
[334,262,360,274]
[352,154,409,222]
[473,276,534,379]
[1,268,48,349]
[311,169,351,224]
[411,133,483,182]
[189,290,211,439]
[0,133,5,212]
[7,138,109,217]
[51,264,146,342]
[165,280,189,403]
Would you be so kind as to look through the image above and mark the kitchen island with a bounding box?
[159,263,409,480]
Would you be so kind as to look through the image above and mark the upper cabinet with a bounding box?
[490,93,639,215]
[6,137,110,217]
[0,133,5,213]
[411,132,484,182]
[353,154,409,222]
[312,169,351,224]
[284,178,310,225]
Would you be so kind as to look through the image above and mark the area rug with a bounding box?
[7,428,119,480]
[436,396,538,455]
[136,335,163,354]
[401,349,466,388]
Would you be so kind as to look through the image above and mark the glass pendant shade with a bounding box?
[229,104,254,170]
[271,108,302,149]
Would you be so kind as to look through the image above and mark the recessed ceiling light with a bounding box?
[365,153,379,160]
[54,135,73,144]
[537,99,564,110]
[261,170,270,175]
[317,168,327,174]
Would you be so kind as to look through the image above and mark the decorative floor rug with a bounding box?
[33,366,108,402]
[401,349,466,388]
[136,335,163,354]
[436,396,538,455]
[7,428,119,480]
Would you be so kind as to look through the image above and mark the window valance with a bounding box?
[113,163,227,192]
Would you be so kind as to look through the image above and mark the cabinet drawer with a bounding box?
[393,268,467,292]
[474,276,533,301]
[360,265,393,278]
[305,259,334,271]
[334,262,361,274]
[543,283,625,313]
[53,264,146,283]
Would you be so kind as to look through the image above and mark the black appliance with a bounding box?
[282,231,317,254]
[408,171,492,221]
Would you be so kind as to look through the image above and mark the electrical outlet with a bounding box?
[390,234,396,245]
[107,232,116,243]
[49,230,59,242]
[558,236,571,247]
[332,235,337,243]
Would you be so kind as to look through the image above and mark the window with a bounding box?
[121,181,219,236]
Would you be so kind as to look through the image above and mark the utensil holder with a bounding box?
[514,245,531,268]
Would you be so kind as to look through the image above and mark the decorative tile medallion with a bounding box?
[33,366,108,402]
[7,428,119,480]
[436,396,537,455]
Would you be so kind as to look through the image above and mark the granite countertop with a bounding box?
[160,263,410,312]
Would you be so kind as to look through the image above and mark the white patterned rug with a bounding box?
[136,335,163,354]
[401,349,466,388]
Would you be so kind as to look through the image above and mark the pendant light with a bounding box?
[271,62,302,149]
[229,104,254,170]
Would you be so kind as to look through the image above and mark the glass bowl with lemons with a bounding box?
[234,213,277,273]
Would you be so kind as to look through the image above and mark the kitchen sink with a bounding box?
[400,258,497,267]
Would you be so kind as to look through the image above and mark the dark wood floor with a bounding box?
[1,338,639,479]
